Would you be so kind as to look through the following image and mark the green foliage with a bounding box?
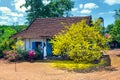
[22,0,74,23]
[109,19,120,42]
[51,20,109,63]
[105,24,114,33]
[0,26,16,50]
[34,48,43,60]
[0,25,27,50]
[11,25,27,32]
[105,8,120,42]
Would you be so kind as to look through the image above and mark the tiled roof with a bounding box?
[11,16,91,39]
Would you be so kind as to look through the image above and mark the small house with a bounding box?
[11,16,92,59]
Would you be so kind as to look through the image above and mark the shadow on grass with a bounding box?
[103,66,118,71]
[7,59,54,64]
[116,54,120,57]
[71,66,118,73]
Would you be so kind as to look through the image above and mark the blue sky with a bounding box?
[0,0,120,27]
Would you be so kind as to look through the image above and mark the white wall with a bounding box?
[24,38,46,50]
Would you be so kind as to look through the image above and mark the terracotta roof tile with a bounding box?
[11,16,91,39]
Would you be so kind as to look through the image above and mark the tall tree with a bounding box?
[22,0,74,23]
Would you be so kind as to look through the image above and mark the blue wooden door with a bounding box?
[46,39,52,56]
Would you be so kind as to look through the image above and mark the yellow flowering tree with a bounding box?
[51,20,109,63]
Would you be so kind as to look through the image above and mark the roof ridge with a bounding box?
[35,16,91,20]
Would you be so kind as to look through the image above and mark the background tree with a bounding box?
[106,8,120,43]
[0,26,16,50]
[51,20,109,63]
[105,24,114,33]
[110,19,120,42]
[0,25,27,51]
[94,17,105,36]
[22,0,74,23]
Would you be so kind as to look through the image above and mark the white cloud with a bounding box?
[0,21,8,25]
[13,0,51,12]
[9,12,24,17]
[13,17,18,22]
[99,12,105,15]
[80,9,91,14]
[0,16,9,20]
[0,7,24,17]
[0,7,11,12]
[84,3,99,9]
[77,3,99,14]
[99,11,115,15]
[104,0,120,5]
[108,11,115,14]
[0,7,25,25]
[79,4,83,9]
[13,0,27,12]
[42,0,51,5]
[71,8,78,12]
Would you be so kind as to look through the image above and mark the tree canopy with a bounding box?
[22,0,74,23]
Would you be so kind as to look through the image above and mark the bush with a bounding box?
[11,38,28,61]
[34,50,43,60]
[3,50,21,62]
[20,50,29,60]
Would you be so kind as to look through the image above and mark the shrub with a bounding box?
[3,50,21,62]
[20,50,28,60]
[51,20,109,63]
[11,38,28,60]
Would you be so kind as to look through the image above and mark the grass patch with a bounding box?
[50,60,106,72]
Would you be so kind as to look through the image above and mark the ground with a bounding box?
[0,49,120,80]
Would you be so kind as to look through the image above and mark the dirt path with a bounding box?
[0,49,120,80]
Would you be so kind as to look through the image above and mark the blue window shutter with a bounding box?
[32,42,36,49]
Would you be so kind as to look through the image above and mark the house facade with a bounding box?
[11,16,92,59]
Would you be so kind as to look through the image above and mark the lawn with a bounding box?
[51,59,105,72]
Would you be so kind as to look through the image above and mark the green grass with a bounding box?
[50,60,105,71]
